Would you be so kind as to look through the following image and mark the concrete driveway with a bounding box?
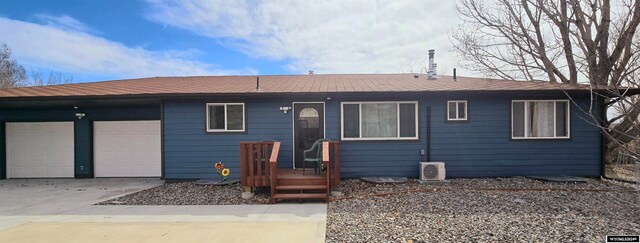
[0,178,163,217]
[0,179,327,243]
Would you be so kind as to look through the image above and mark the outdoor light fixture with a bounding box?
[75,112,86,119]
[279,106,291,114]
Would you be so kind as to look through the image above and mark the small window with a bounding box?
[206,103,245,132]
[447,100,467,121]
[341,101,418,140]
[511,100,570,139]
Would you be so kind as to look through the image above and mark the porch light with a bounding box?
[280,106,292,114]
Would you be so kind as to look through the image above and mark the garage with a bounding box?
[93,120,161,177]
[6,122,75,178]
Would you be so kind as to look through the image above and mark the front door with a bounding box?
[293,103,325,168]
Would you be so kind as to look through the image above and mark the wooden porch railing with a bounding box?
[269,142,281,202]
[327,141,341,186]
[322,141,330,199]
[240,141,277,187]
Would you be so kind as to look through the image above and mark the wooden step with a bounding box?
[272,193,328,199]
[276,185,327,190]
[277,178,325,186]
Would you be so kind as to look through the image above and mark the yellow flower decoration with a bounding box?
[221,168,230,177]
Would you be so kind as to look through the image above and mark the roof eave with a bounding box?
[0,88,605,102]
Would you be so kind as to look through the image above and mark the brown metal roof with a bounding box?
[0,74,593,99]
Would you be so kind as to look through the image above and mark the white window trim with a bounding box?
[206,103,245,132]
[340,101,419,141]
[447,100,468,121]
[511,100,570,139]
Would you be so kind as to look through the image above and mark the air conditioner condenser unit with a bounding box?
[420,162,446,181]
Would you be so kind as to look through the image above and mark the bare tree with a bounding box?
[0,43,74,88]
[27,69,73,86]
[452,0,640,166]
[0,43,27,88]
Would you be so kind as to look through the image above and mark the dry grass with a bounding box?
[605,164,640,182]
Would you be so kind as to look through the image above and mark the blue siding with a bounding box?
[163,99,295,179]
[0,106,160,179]
[163,93,602,179]
[429,95,601,177]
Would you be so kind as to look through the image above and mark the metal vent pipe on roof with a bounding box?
[430,63,438,79]
[428,49,434,70]
[427,49,437,79]
[453,68,457,81]
[256,76,260,90]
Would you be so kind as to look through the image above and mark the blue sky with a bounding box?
[0,0,460,83]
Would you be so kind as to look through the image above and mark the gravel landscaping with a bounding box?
[98,182,270,205]
[327,178,640,242]
[97,177,640,242]
[333,177,633,199]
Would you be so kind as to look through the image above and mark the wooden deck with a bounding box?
[240,141,340,203]
[277,168,324,179]
[241,168,323,185]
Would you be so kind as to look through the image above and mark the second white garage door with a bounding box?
[93,120,161,177]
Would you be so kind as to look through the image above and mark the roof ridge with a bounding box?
[0,73,428,90]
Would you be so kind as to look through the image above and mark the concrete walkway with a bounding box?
[0,179,327,243]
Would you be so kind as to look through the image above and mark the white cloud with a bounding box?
[0,17,254,80]
[145,0,461,75]
[34,14,96,34]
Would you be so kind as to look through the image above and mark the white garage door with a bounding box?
[93,120,161,177]
[6,122,75,178]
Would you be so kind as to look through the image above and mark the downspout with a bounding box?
[599,94,607,178]
[160,101,165,180]
[426,106,431,162]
